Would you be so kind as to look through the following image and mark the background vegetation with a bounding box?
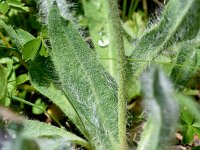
[0,0,200,149]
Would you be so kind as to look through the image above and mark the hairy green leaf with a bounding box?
[127,0,200,98]
[22,120,90,149]
[170,44,199,89]
[138,67,179,150]
[29,55,86,136]
[32,136,74,150]
[48,3,118,149]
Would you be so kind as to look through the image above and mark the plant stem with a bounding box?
[11,95,63,128]
[108,0,127,149]
[122,0,127,21]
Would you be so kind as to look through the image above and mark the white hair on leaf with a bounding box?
[36,0,75,24]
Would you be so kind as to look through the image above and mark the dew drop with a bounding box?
[96,1,101,9]
[98,38,109,47]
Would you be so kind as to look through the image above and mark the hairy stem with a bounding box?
[108,0,127,149]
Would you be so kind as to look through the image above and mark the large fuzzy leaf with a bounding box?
[137,67,179,150]
[29,55,86,136]
[47,3,118,150]
[127,0,200,98]
[4,119,89,149]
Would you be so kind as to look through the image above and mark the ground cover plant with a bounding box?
[0,0,200,149]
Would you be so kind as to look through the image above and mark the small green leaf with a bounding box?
[183,125,195,144]
[193,122,200,128]
[181,106,194,125]
[176,94,200,144]
[16,74,29,85]
[16,29,35,46]
[39,42,48,57]
[6,0,29,11]
[0,3,10,14]
[22,38,42,61]
[176,94,200,123]
[32,98,47,115]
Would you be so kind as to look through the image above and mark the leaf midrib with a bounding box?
[59,18,117,148]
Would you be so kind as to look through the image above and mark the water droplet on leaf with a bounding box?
[98,37,109,47]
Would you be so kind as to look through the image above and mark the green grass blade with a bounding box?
[22,120,90,149]
[138,67,179,150]
[29,55,86,136]
[48,3,118,149]
[0,65,7,102]
[127,0,200,97]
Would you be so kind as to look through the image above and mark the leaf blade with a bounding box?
[21,120,90,149]
[48,3,118,149]
[127,0,200,97]
[138,67,179,150]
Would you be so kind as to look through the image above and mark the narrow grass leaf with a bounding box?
[48,3,118,149]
